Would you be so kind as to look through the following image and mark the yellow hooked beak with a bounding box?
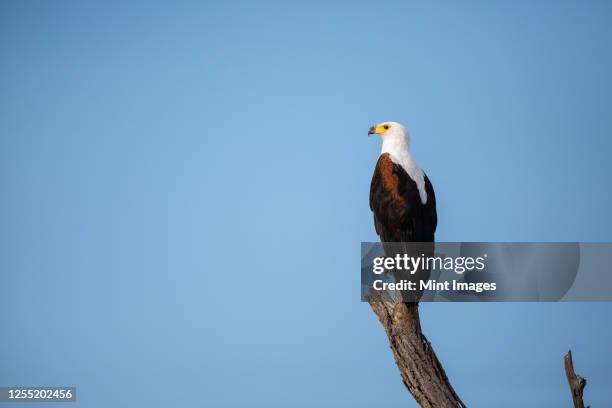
[368,123,389,136]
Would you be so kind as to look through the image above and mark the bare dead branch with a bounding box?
[564,350,588,408]
[369,288,594,407]
[368,289,466,408]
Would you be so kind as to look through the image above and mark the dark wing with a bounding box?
[420,173,437,241]
[369,153,437,243]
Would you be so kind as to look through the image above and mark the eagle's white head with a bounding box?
[368,121,411,152]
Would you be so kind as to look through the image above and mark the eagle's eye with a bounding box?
[383,125,389,130]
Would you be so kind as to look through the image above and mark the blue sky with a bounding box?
[1,1,612,407]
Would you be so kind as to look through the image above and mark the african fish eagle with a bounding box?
[369,121,437,243]
[369,122,437,302]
